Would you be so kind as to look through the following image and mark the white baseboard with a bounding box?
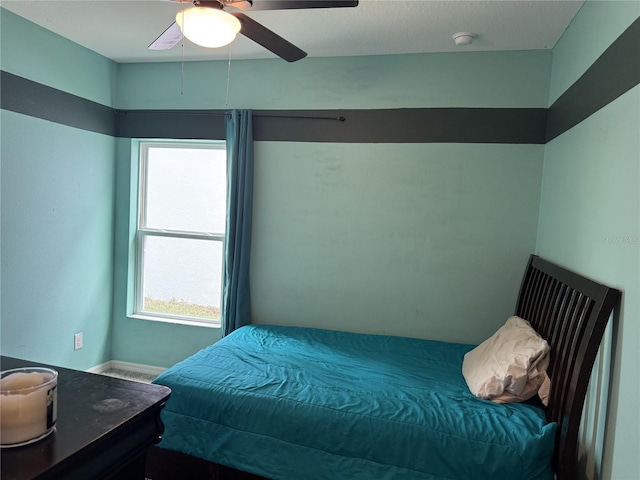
[86,361,111,374]
[87,360,166,377]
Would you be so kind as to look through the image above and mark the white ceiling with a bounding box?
[1,0,585,63]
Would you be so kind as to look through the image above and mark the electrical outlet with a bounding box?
[74,332,83,350]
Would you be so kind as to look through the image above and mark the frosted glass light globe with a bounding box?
[176,7,241,48]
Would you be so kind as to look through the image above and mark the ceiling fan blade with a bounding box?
[228,0,358,11]
[148,21,183,50]
[231,12,307,62]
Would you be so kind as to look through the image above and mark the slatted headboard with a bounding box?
[515,255,621,480]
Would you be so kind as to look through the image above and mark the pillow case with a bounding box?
[462,316,551,405]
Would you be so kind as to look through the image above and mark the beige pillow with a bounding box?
[462,316,551,405]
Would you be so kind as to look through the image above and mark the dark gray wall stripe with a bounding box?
[1,70,545,144]
[256,108,547,144]
[115,110,226,140]
[1,71,116,136]
[546,17,640,142]
[116,108,547,144]
[2,15,637,144]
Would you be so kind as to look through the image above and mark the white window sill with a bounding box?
[128,313,221,329]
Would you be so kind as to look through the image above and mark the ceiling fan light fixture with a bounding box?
[176,6,241,48]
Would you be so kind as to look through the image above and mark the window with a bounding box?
[134,141,226,326]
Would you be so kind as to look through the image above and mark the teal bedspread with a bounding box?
[153,325,556,480]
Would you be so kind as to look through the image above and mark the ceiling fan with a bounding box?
[149,0,359,62]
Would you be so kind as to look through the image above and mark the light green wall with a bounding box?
[250,141,543,343]
[537,2,640,478]
[0,9,118,370]
[116,50,551,109]
[112,50,550,366]
[538,88,639,479]
[0,110,117,369]
[0,9,118,107]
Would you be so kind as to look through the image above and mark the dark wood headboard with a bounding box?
[515,255,621,480]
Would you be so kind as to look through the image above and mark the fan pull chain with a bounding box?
[180,41,185,96]
[180,9,185,96]
[225,44,232,106]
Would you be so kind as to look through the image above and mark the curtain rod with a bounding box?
[116,110,346,122]
[258,113,346,122]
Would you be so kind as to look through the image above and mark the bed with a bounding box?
[147,255,621,480]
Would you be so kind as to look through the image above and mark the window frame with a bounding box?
[130,140,226,328]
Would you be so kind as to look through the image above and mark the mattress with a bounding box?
[153,325,556,480]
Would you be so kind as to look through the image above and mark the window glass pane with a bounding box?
[144,146,226,233]
[141,235,223,320]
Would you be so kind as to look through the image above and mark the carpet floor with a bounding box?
[100,368,157,384]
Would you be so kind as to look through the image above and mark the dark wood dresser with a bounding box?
[1,356,171,479]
